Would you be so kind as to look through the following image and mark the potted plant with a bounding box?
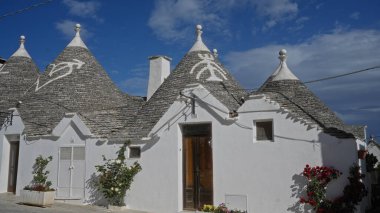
[200,203,247,213]
[95,141,141,210]
[21,155,55,207]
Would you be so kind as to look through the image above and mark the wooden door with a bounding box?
[7,142,19,193]
[183,124,213,210]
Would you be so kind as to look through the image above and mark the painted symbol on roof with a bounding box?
[0,65,9,74]
[190,53,227,81]
[35,59,85,92]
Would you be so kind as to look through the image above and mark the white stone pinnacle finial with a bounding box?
[188,24,210,52]
[20,35,25,45]
[196,24,203,41]
[11,35,31,58]
[75,23,81,35]
[279,49,287,62]
[213,48,218,58]
[67,23,88,49]
[271,48,298,81]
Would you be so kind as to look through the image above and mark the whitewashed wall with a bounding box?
[0,109,25,192]
[0,111,133,204]
[15,114,89,196]
[0,87,364,213]
[368,142,380,167]
[124,85,362,213]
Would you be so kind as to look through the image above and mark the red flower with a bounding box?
[300,197,306,203]
[309,199,317,206]
[317,208,325,213]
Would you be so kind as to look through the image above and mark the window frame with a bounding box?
[253,119,274,142]
[128,146,142,159]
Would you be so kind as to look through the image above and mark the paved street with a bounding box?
[0,193,147,213]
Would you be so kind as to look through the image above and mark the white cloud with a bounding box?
[225,29,380,87]
[315,3,324,10]
[288,16,309,31]
[148,0,225,41]
[63,0,102,21]
[295,16,309,25]
[119,77,148,97]
[148,0,298,41]
[248,0,298,29]
[224,29,380,125]
[56,20,92,39]
[350,12,360,20]
[117,64,149,96]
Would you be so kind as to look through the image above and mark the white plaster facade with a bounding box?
[0,24,369,213]
[0,84,368,213]
[123,85,365,213]
[368,141,380,167]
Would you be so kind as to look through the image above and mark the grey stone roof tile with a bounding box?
[0,56,39,122]
[127,51,247,140]
[18,46,141,138]
[257,79,363,139]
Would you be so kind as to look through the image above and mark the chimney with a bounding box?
[147,55,171,100]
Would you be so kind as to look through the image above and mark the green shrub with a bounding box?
[95,142,142,206]
[24,155,54,191]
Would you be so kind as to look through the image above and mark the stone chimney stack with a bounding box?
[147,55,171,100]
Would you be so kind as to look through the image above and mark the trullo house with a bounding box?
[0,24,368,213]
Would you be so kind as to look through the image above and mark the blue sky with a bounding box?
[1,0,380,138]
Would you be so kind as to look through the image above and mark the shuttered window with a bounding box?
[256,120,273,141]
[60,147,85,160]
[129,147,141,158]
[73,147,85,160]
[60,147,72,160]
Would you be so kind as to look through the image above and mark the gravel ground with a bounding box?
[0,193,147,213]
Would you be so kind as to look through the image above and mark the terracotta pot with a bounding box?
[358,150,368,159]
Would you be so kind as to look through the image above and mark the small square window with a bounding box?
[256,120,273,141]
[129,147,141,158]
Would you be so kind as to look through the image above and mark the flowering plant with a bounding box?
[202,204,216,212]
[95,142,141,206]
[24,155,54,191]
[201,203,247,213]
[300,164,367,213]
[215,203,229,213]
[300,164,341,212]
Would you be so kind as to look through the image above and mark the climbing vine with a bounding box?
[95,142,142,206]
[300,165,341,211]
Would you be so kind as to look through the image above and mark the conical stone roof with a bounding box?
[258,49,362,138]
[0,36,39,123]
[129,25,246,140]
[19,24,141,138]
